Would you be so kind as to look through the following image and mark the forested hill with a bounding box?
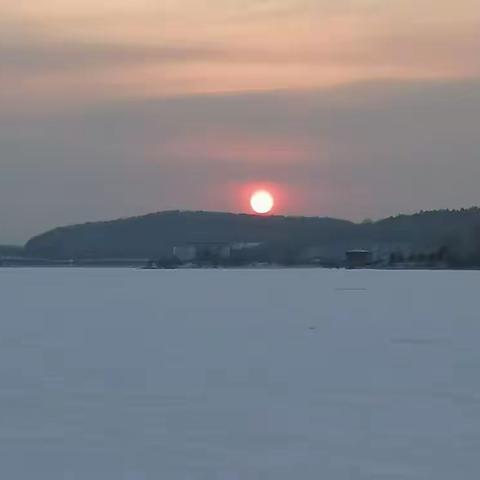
[24,211,354,259]
[24,208,480,263]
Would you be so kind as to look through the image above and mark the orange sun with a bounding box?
[250,190,274,214]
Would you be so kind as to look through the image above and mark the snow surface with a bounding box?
[0,267,478,479]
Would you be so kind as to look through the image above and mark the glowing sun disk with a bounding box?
[250,190,274,214]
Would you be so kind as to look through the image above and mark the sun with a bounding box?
[250,190,274,214]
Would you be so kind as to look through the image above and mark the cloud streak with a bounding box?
[1,0,479,109]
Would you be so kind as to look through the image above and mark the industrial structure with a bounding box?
[346,249,373,268]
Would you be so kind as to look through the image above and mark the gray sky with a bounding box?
[1,1,480,243]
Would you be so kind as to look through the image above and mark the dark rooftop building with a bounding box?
[346,249,373,268]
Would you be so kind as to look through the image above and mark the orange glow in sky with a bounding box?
[3,0,478,110]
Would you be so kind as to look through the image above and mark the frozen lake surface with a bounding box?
[0,268,479,479]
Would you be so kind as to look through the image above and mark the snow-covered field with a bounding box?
[0,268,478,479]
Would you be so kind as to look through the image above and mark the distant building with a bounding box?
[198,243,231,261]
[173,245,197,262]
[230,242,262,251]
[173,243,232,263]
[346,249,373,268]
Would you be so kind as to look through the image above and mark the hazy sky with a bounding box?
[1,0,480,243]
